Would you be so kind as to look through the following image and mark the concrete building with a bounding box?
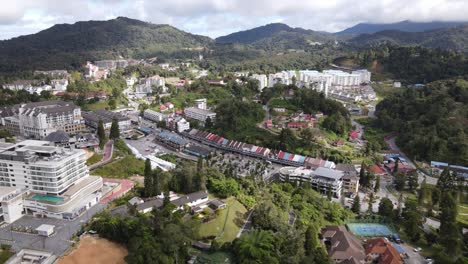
[184,107,216,123]
[279,166,343,197]
[176,118,190,133]
[0,187,25,223]
[135,75,166,97]
[143,109,167,122]
[194,98,207,110]
[0,140,102,220]
[352,69,372,84]
[251,74,268,91]
[0,101,86,139]
[82,110,131,131]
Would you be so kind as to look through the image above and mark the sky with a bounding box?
[0,0,467,40]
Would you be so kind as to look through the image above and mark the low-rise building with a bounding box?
[365,238,402,264]
[321,226,366,264]
[176,118,190,133]
[82,110,131,131]
[0,187,25,223]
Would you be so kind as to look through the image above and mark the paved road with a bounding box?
[237,211,253,238]
[89,140,114,170]
[385,136,438,185]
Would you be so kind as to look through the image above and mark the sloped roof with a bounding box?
[45,130,70,143]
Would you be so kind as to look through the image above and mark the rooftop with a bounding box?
[184,107,216,116]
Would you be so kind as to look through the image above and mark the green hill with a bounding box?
[0,17,212,74]
[350,24,468,53]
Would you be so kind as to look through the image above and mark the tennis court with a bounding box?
[347,223,393,237]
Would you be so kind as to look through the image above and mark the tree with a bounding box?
[402,198,422,242]
[204,116,213,129]
[234,230,277,264]
[378,198,394,219]
[418,178,427,205]
[439,192,462,257]
[351,195,361,214]
[394,173,406,191]
[374,176,380,193]
[97,119,106,149]
[152,168,160,196]
[304,225,319,255]
[197,156,203,173]
[144,159,154,197]
[108,98,117,110]
[437,167,455,193]
[431,188,441,206]
[393,160,399,174]
[407,170,419,191]
[367,193,374,214]
[109,118,120,139]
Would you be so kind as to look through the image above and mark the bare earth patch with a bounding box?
[58,235,127,264]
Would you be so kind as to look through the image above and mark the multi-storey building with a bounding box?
[135,75,166,96]
[82,110,131,131]
[251,74,268,91]
[0,187,26,223]
[0,140,102,220]
[143,109,167,122]
[184,107,216,123]
[0,101,86,139]
[279,166,343,197]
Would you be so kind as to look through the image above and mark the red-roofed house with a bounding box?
[159,105,168,111]
[367,165,386,176]
[385,163,415,174]
[287,122,310,129]
[164,102,174,109]
[349,130,359,140]
[265,119,273,128]
[365,238,402,264]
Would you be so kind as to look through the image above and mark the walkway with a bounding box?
[89,140,114,170]
[100,178,135,203]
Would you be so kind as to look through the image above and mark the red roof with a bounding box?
[349,130,359,139]
[368,165,385,174]
[365,238,402,264]
[159,105,167,111]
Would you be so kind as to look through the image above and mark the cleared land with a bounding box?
[198,197,247,244]
[58,235,127,264]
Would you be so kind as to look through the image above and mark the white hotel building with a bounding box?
[279,166,343,198]
[251,74,268,91]
[0,140,102,221]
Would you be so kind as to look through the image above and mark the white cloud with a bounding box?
[0,0,467,39]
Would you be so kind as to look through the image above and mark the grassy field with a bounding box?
[86,153,103,166]
[194,251,233,264]
[198,197,247,244]
[92,155,145,178]
[85,98,128,111]
[457,204,468,227]
[0,250,13,263]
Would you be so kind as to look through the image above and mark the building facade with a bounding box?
[279,166,343,197]
[0,101,85,139]
[82,110,131,131]
[184,107,216,123]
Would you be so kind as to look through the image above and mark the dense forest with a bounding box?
[355,45,468,83]
[375,78,468,165]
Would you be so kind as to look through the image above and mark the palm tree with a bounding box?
[236,229,274,263]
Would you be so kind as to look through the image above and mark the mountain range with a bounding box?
[0,17,467,75]
[337,20,467,34]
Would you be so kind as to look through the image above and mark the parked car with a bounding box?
[413,247,422,252]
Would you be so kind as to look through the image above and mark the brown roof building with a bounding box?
[365,238,402,264]
[321,226,366,264]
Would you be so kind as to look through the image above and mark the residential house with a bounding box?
[321,226,366,264]
[365,238,402,264]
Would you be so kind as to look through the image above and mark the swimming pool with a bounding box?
[32,194,64,203]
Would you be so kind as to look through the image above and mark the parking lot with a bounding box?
[0,203,107,256]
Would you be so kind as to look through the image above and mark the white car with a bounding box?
[413,247,422,252]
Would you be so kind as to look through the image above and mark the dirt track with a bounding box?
[58,235,127,264]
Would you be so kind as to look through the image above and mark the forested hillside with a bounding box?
[0,17,212,74]
[350,24,468,53]
[375,79,468,165]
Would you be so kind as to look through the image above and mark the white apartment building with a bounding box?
[184,107,216,123]
[0,187,25,223]
[143,109,167,122]
[0,101,86,139]
[176,118,190,133]
[194,98,207,110]
[279,166,343,198]
[251,74,268,91]
[323,70,361,87]
[50,79,68,91]
[352,69,371,84]
[299,70,332,96]
[0,140,102,220]
[135,75,166,96]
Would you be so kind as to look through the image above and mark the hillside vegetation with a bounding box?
[0,17,212,74]
[375,78,468,165]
